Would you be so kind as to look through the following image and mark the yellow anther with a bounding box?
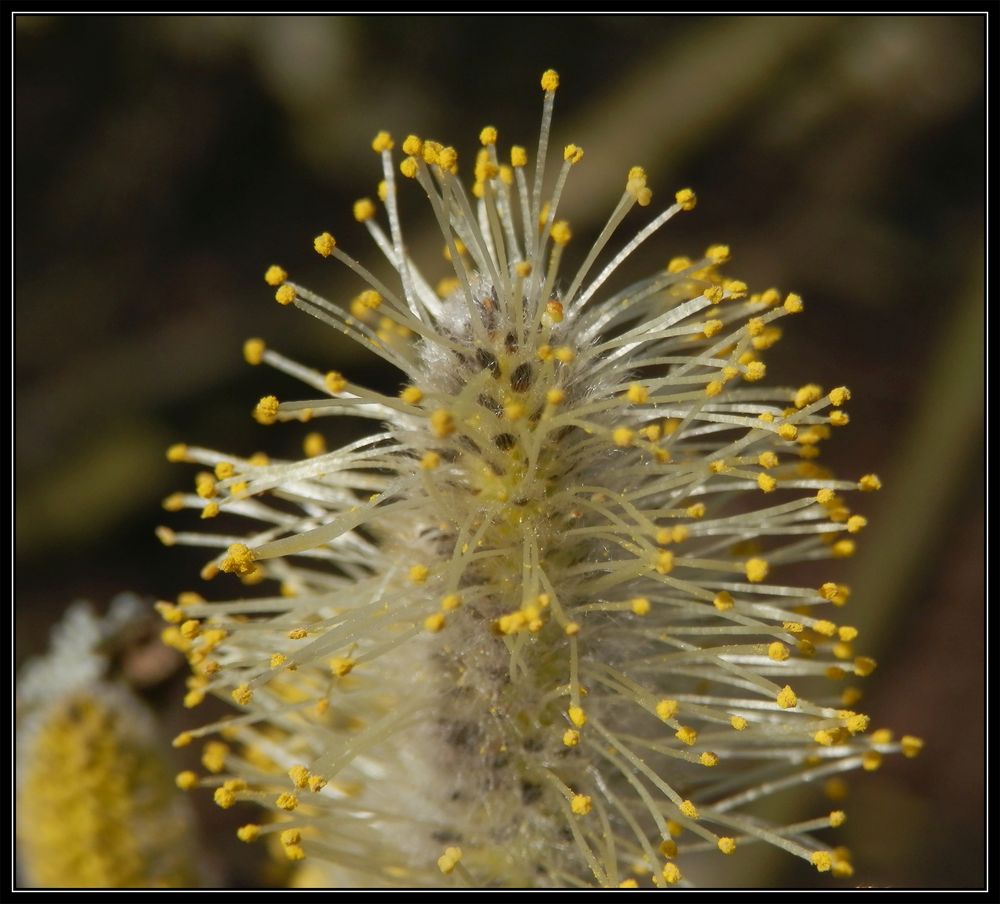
[757,473,777,493]
[288,627,308,640]
[214,787,237,809]
[858,473,882,492]
[871,728,893,744]
[550,220,572,246]
[713,591,734,611]
[723,279,748,299]
[794,384,823,409]
[440,594,461,611]
[241,337,267,366]
[674,187,697,211]
[563,728,580,747]
[287,764,311,789]
[814,729,836,746]
[349,198,376,224]
[702,319,724,338]
[619,879,638,888]
[237,824,260,843]
[308,774,327,792]
[613,426,635,448]
[269,652,287,669]
[542,299,564,324]
[420,451,441,470]
[568,705,586,728]
[783,292,804,313]
[313,232,336,257]
[194,473,216,500]
[437,846,463,875]
[623,383,648,405]
[275,284,296,305]
[808,619,835,638]
[437,146,458,172]
[776,685,798,709]
[832,860,855,879]
[564,622,581,637]
[756,451,778,470]
[729,715,749,732]
[396,385,423,406]
[303,432,327,458]
[846,515,867,534]
[718,837,737,855]
[655,550,674,574]
[401,135,423,157]
[832,539,855,558]
[430,409,455,437]
[253,395,279,425]
[551,346,575,364]
[659,839,678,858]
[862,750,883,771]
[829,386,851,407]
[232,684,253,706]
[275,792,299,811]
[705,244,730,264]
[424,613,446,633]
[853,656,877,677]
[811,851,833,873]
[281,829,301,847]
[175,770,199,790]
[686,503,706,520]
[829,410,850,426]
[504,402,525,421]
[179,618,201,640]
[399,156,418,179]
[901,735,924,758]
[745,558,769,583]
[422,141,442,165]
[631,596,651,616]
[679,799,699,819]
[816,489,836,505]
[408,564,429,584]
[540,68,559,92]
[705,380,723,398]
[154,601,184,624]
[699,751,719,767]
[371,131,393,152]
[655,699,678,721]
[675,726,697,746]
[662,863,682,885]
[329,657,355,677]
[768,641,790,662]
[221,542,256,576]
[563,143,584,164]
[704,285,724,304]
[571,794,592,815]
[844,713,869,734]
[836,626,858,645]
[264,264,288,286]
[377,179,389,202]
[509,145,529,169]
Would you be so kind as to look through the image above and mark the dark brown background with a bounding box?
[15,14,984,889]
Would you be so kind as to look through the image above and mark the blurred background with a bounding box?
[15,14,984,889]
